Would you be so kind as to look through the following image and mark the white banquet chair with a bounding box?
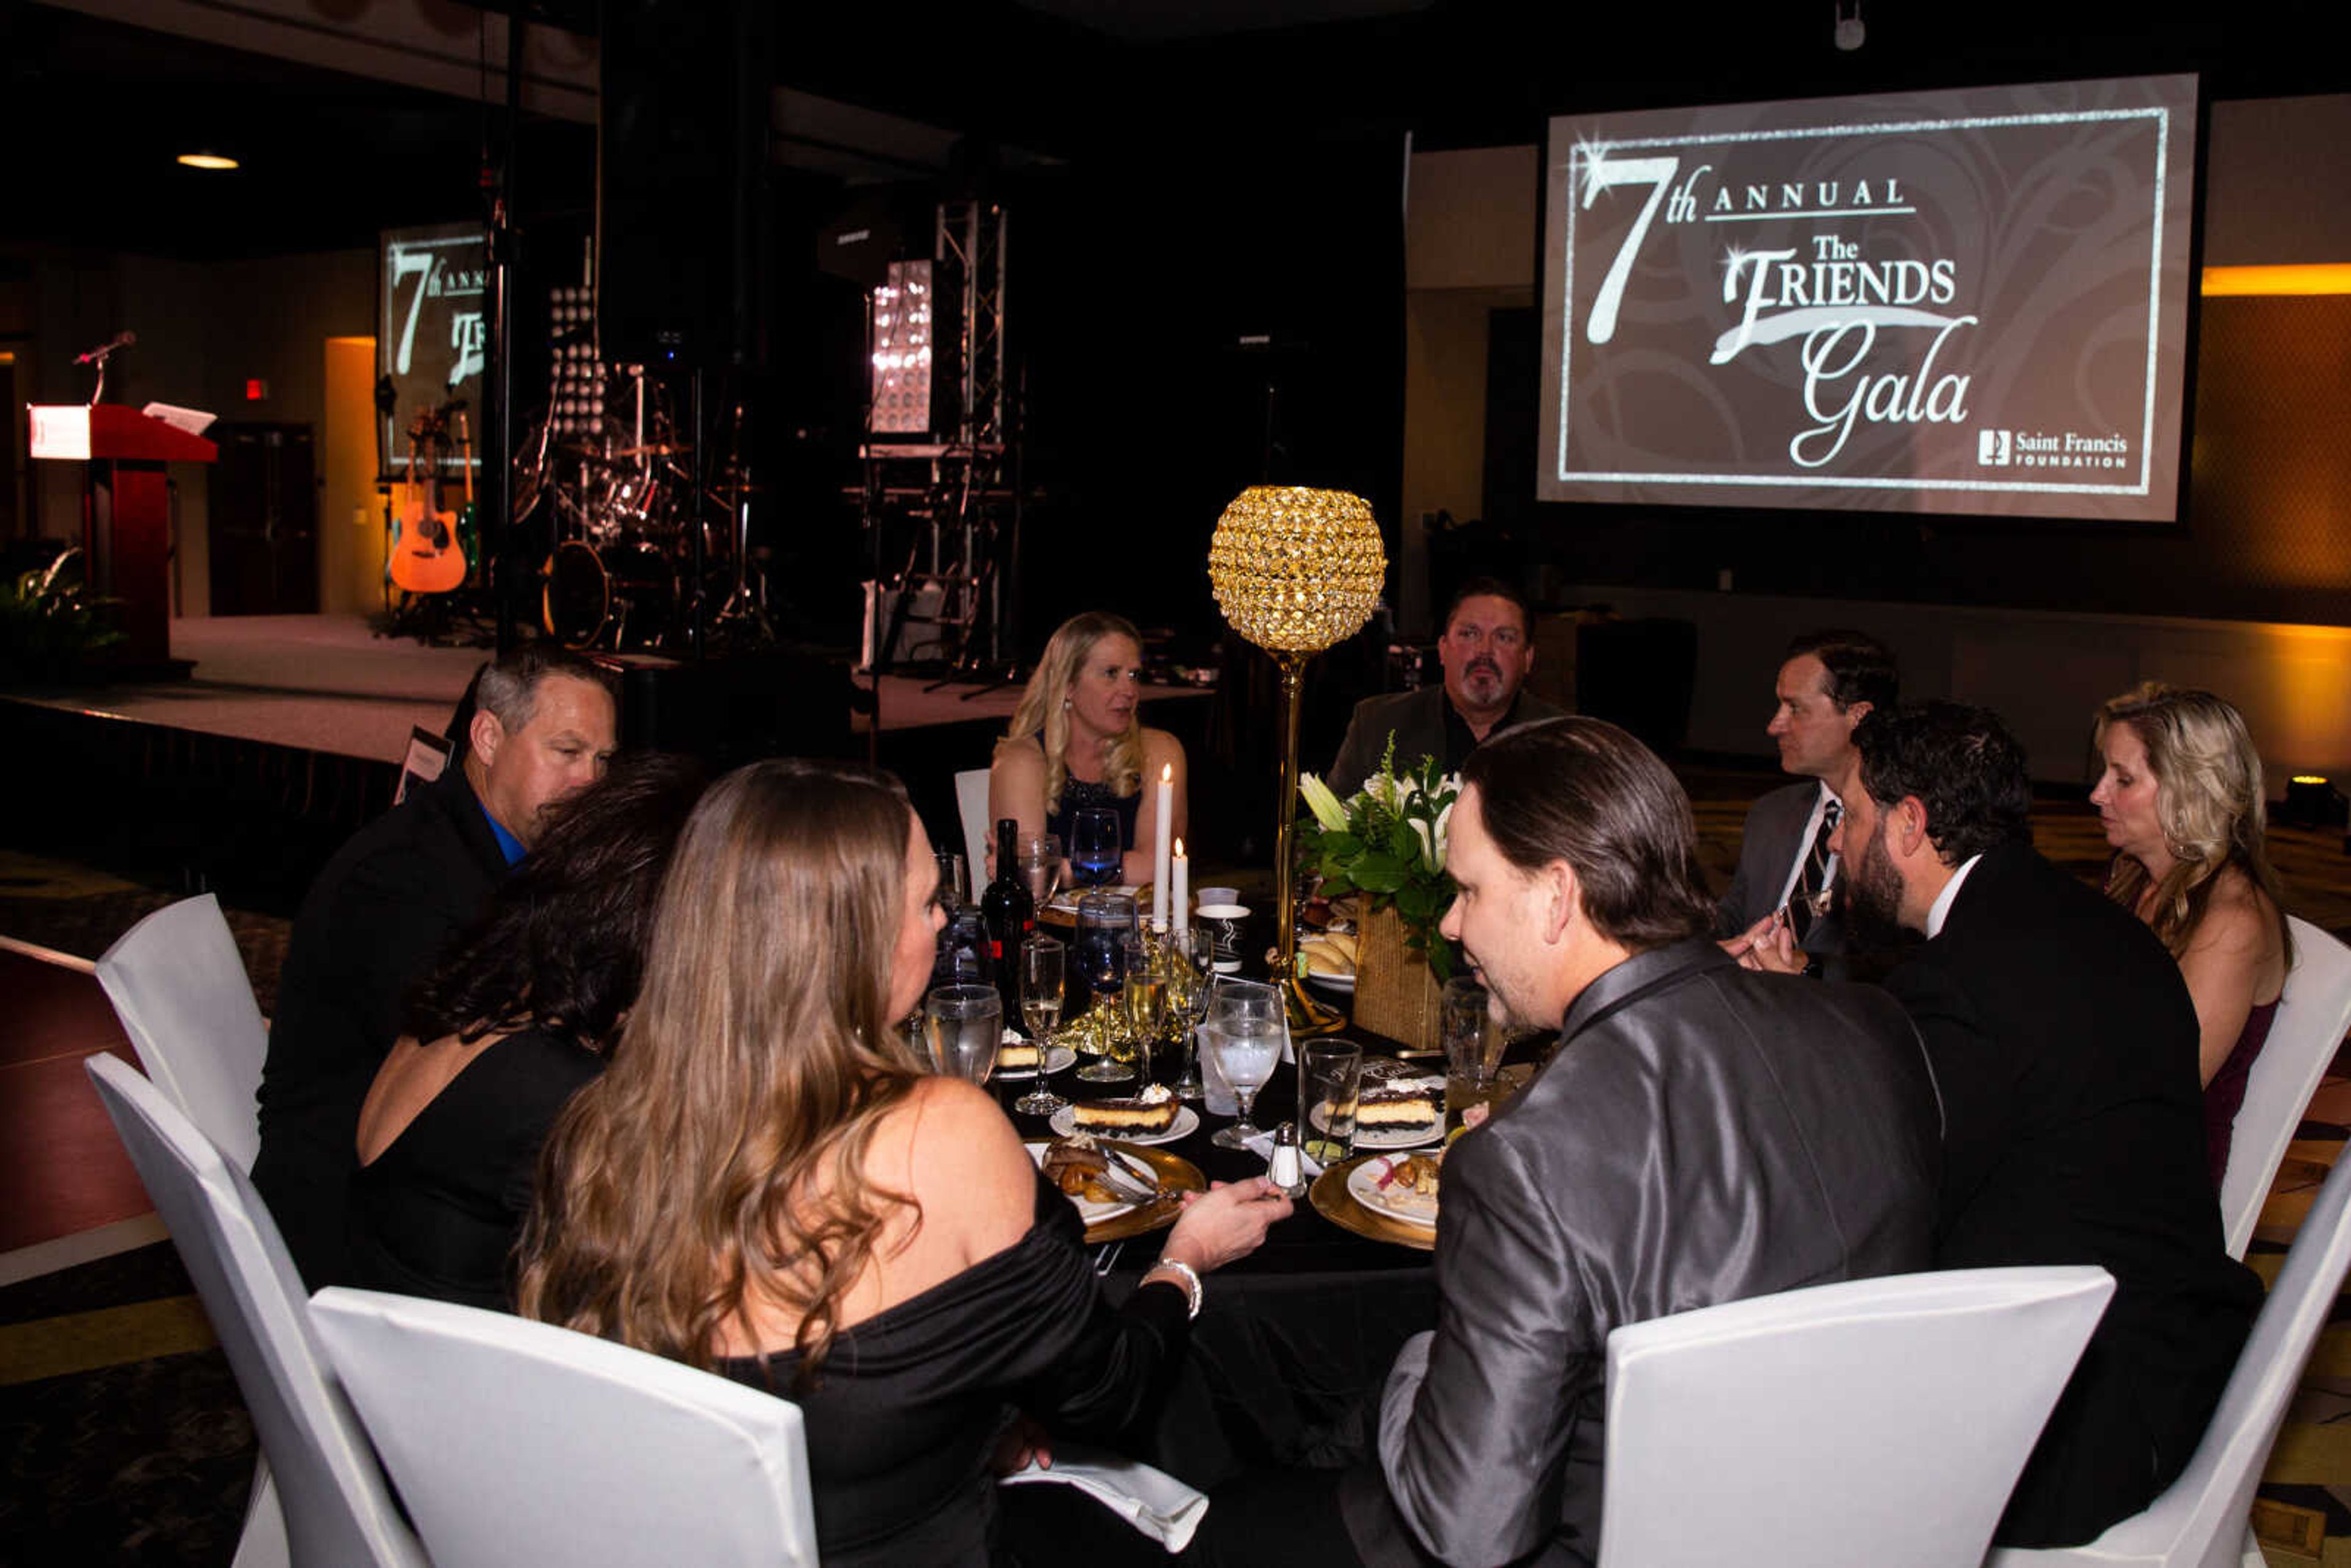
[1985,1144,2351,1568]
[956,766,994,889]
[2216,916,2351,1259]
[96,892,269,1173]
[1597,1266,2115,1568]
[312,1286,819,1568]
[83,1054,427,1568]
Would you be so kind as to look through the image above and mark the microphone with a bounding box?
[75,331,136,366]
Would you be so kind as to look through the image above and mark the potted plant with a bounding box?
[1295,737,1461,1048]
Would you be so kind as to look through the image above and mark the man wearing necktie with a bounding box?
[1715,629,1896,978]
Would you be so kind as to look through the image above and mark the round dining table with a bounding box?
[997,981,1480,1490]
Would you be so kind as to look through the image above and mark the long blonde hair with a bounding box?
[1000,611,1144,814]
[2095,682,2292,966]
[517,760,926,1385]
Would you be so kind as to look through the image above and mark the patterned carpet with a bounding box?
[4,763,2350,1563]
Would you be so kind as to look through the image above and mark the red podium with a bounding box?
[27,404,217,673]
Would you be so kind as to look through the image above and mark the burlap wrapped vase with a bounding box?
[1351,903,1442,1051]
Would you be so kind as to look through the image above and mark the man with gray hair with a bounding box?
[254,644,615,1286]
[1213,716,1941,1567]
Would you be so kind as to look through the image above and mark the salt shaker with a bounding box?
[1269,1120,1309,1198]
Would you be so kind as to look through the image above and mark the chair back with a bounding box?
[83,1054,426,1568]
[311,1286,819,1568]
[96,893,269,1172]
[2033,1147,2351,1568]
[1597,1266,2114,1568]
[956,767,993,889]
[2219,917,2351,1258]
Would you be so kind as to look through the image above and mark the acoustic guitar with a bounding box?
[391,404,467,596]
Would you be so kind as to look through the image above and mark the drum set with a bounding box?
[512,367,765,651]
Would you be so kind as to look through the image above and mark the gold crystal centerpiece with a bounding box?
[1207,486,1387,1033]
[1208,486,1387,653]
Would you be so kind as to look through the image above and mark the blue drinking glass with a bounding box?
[1070,806,1122,890]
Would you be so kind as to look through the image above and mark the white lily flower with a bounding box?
[1297,773,1349,833]
[1429,797,1455,869]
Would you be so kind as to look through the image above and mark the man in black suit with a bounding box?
[253,645,616,1288]
[1715,628,1897,977]
[1324,577,1565,797]
[1835,701,2261,1547]
[1309,718,1937,1567]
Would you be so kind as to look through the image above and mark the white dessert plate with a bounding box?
[1314,1101,1442,1151]
[994,1045,1078,1079]
[1349,1151,1441,1228]
[1302,970,1356,995]
[1048,1103,1201,1147]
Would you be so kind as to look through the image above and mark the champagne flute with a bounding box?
[924,984,1000,1087]
[1119,934,1165,1086]
[1166,925,1213,1101]
[1017,936,1067,1116]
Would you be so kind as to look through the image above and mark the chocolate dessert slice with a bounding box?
[1070,1083,1179,1134]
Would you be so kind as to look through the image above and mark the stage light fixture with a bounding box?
[176,152,239,171]
[869,260,934,436]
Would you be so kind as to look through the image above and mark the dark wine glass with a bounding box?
[1070,806,1122,890]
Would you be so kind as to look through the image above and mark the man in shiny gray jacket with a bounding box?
[1339,716,1942,1567]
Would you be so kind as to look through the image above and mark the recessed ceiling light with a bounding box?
[177,152,239,171]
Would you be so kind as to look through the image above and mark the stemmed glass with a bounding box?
[1119,934,1165,1086]
[1070,807,1122,890]
[924,984,1000,1087]
[1019,833,1064,910]
[1164,926,1213,1102]
[1202,977,1286,1150]
[1016,936,1067,1116]
[1074,891,1137,1083]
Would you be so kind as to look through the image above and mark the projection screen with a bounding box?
[1537,75,2199,522]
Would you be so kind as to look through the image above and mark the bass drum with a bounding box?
[543,540,677,651]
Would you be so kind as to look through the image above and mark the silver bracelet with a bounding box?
[1146,1258,1203,1319]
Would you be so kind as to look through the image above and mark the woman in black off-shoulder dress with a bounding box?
[518,759,1288,1566]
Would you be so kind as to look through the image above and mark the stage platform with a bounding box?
[1,613,1213,914]
[1,614,1200,764]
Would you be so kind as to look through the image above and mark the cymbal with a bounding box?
[612,441,692,458]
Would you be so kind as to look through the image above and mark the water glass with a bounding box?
[925,984,1000,1087]
[1442,975,1506,1139]
[935,849,970,909]
[1202,977,1286,1150]
[1301,1039,1363,1164]
[1016,936,1067,1116]
[1019,832,1063,907]
[1070,806,1122,890]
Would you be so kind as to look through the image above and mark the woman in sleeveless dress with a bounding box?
[990,612,1187,887]
[2091,683,2293,1185]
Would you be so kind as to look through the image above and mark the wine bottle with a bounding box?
[981,818,1035,1016]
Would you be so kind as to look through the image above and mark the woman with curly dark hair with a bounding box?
[348,752,706,1308]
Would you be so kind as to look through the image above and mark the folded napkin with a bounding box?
[1000,1442,1210,1552]
[1241,1128,1326,1182]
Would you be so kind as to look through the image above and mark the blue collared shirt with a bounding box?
[481,802,527,866]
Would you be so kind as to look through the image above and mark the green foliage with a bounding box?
[0,555,124,686]
[1295,734,1463,981]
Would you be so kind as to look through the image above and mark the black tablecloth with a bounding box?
[1002,1004,1447,1487]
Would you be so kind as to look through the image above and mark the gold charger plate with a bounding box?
[1071,1140,1205,1244]
[1310,1154,1437,1253]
